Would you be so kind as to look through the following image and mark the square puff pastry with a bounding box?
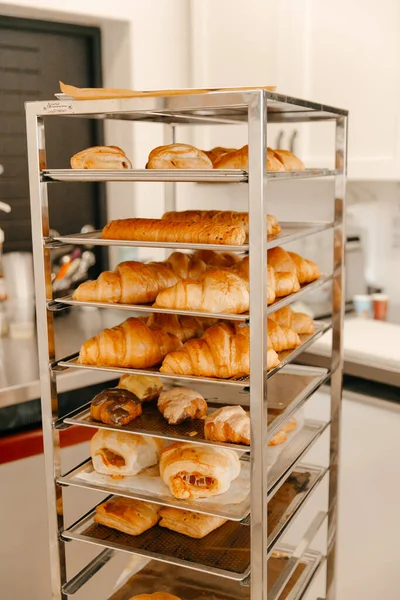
[159,442,241,499]
[159,506,227,539]
[95,496,160,536]
[70,145,132,169]
[129,594,181,600]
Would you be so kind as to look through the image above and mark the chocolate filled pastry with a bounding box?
[118,374,163,402]
[94,496,160,535]
[130,594,182,600]
[91,430,164,477]
[157,387,208,425]
[159,442,241,499]
[204,405,250,445]
[90,387,142,426]
[71,145,132,169]
[159,506,227,538]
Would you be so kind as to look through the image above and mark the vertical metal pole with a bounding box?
[26,108,67,600]
[326,115,347,600]
[248,90,268,600]
[163,124,176,259]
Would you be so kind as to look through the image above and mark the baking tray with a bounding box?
[42,168,336,184]
[61,365,329,449]
[57,420,327,520]
[55,321,331,388]
[107,548,322,600]
[50,273,332,320]
[46,221,332,253]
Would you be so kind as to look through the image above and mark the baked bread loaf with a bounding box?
[71,146,132,169]
[162,251,207,280]
[159,507,227,538]
[160,322,280,378]
[118,374,163,402]
[78,317,182,369]
[272,149,305,171]
[91,430,164,477]
[94,496,160,535]
[129,595,181,600]
[269,306,314,335]
[268,247,320,285]
[144,313,206,343]
[213,145,284,172]
[192,249,241,268]
[203,146,236,165]
[153,270,250,314]
[146,144,213,169]
[90,387,142,426]
[72,261,180,305]
[102,218,246,246]
[204,405,250,445]
[157,387,208,425]
[159,442,241,499]
[162,210,281,237]
[267,318,301,352]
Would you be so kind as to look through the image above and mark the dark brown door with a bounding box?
[0,16,106,261]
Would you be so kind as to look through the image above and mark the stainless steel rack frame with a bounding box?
[26,88,347,600]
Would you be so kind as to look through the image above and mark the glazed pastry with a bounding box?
[91,430,164,477]
[72,261,180,305]
[130,594,181,600]
[146,144,213,169]
[203,146,236,165]
[213,145,284,172]
[70,146,132,169]
[269,305,314,335]
[162,210,281,237]
[159,507,227,538]
[118,374,163,402]
[192,249,241,268]
[102,218,246,246]
[157,388,208,425]
[144,313,206,343]
[78,317,182,369]
[94,496,160,535]
[162,251,207,280]
[272,149,305,172]
[90,387,142,426]
[160,322,280,378]
[159,442,241,499]
[267,318,301,352]
[204,405,250,445]
[153,270,250,314]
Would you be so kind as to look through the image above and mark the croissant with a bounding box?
[70,145,132,169]
[268,247,320,285]
[204,405,250,445]
[192,249,241,268]
[202,146,236,165]
[153,270,250,314]
[213,145,284,172]
[162,210,281,236]
[144,313,206,342]
[233,258,299,303]
[269,306,314,335]
[78,317,182,369]
[162,251,207,280]
[72,261,180,304]
[157,387,208,424]
[288,251,320,284]
[267,318,301,352]
[102,218,246,246]
[90,387,142,426]
[160,322,280,378]
[146,144,213,169]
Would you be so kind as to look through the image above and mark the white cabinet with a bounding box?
[190,0,400,179]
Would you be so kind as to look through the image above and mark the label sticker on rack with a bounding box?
[42,101,74,114]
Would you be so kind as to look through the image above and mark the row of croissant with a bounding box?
[71,143,305,172]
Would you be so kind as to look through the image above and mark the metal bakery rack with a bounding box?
[26,89,347,600]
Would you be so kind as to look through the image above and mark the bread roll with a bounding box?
[213,145,284,172]
[146,144,212,169]
[71,146,132,169]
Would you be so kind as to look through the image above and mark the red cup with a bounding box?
[371,293,388,321]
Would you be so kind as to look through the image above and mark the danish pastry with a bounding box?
[118,374,163,402]
[94,496,160,535]
[159,507,227,538]
[158,388,208,424]
[90,387,142,426]
[204,405,250,445]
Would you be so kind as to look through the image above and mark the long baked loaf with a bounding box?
[162,210,281,236]
[102,218,246,246]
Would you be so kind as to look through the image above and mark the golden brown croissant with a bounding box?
[146,144,213,169]
[90,387,142,426]
[160,322,280,378]
[130,594,182,600]
[153,270,250,314]
[233,258,299,303]
[288,251,320,284]
[72,261,180,304]
[204,405,250,445]
[192,249,241,268]
[162,210,281,236]
[157,387,208,424]
[102,218,246,246]
[94,496,160,535]
[213,145,285,172]
[272,149,305,171]
[267,318,301,352]
[269,306,314,335]
[268,247,320,285]
[203,146,236,165]
[144,313,206,342]
[118,374,163,402]
[162,251,207,280]
[159,507,227,538]
[78,317,182,369]
[70,145,132,169]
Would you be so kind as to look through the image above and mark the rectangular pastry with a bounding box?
[159,506,227,538]
[94,496,160,536]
